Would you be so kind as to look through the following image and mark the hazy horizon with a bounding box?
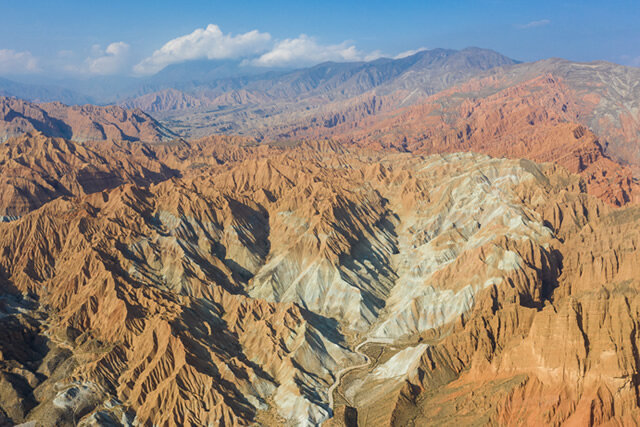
[1,0,639,81]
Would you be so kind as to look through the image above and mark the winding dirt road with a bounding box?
[326,337,396,412]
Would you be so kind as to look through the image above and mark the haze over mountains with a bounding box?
[0,48,513,104]
[7,45,636,174]
[2,44,640,426]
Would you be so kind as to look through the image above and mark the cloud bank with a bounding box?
[251,35,382,67]
[0,24,390,76]
[134,25,384,73]
[87,42,131,75]
[0,49,39,74]
[134,24,272,75]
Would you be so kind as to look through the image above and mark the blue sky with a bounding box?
[0,0,639,77]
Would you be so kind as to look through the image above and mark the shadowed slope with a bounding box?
[0,97,177,143]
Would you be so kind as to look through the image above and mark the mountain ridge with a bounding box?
[2,138,640,425]
[0,96,177,143]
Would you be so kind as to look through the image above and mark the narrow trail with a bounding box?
[42,323,75,352]
[326,337,396,412]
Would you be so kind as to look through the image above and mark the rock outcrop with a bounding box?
[293,74,640,206]
[0,132,178,216]
[1,138,640,425]
[0,96,177,143]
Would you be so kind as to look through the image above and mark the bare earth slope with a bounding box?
[0,96,177,143]
[1,138,640,425]
[0,132,179,217]
[286,74,640,206]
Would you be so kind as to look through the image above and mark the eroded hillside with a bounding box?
[0,97,177,143]
[1,138,640,425]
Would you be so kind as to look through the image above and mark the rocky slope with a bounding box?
[0,96,177,143]
[285,74,640,206]
[0,132,179,217]
[339,164,640,426]
[2,138,640,425]
[121,48,517,138]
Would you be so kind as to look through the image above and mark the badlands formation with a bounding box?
[0,48,640,426]
[0,97,176,143]
[1,136,640,426]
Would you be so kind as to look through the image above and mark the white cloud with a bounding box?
[0,49,39,74]
[251,34,383,67]
[364,50,385,62]
[516,19,551,30]
[87,42,131,75]
[394,47,429,59]
[134,24,271,75]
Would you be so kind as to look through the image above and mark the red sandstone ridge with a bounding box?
[1,141,640,425]
[0,132,178,216]
[1,139,640,425]
[0,96,177,143]
[290,75,639,206]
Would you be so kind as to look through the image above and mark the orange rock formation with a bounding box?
[0,136,640,425]
[0,96,176,143]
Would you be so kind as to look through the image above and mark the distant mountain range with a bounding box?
[120,47,518,110]
[2,47,639,174]
[0,77,93,105]
[113,48,640,181]
[4,46,640,426]
[118,48,520,137]
[0,47,516,105]
[2,46,639,178]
